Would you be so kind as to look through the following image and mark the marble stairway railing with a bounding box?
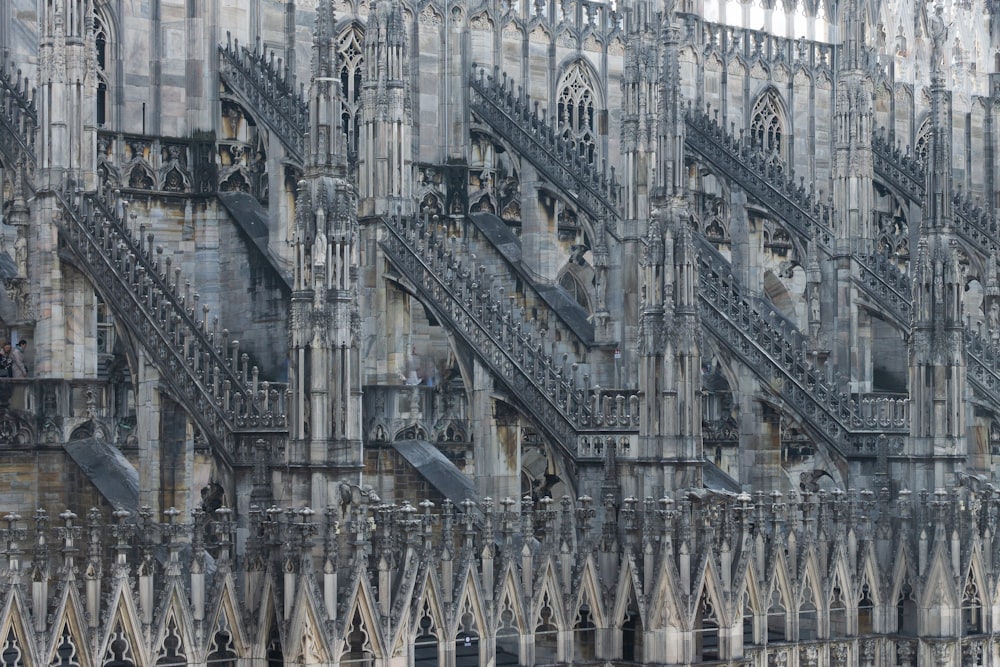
[871,130,998,257]
[852,251,913,329]
[469,67,621,227]
[381,213,639,461]
[850,248,1000,412]
[966,327,1000,410]
[462,213,594,346]
[55,187,288,461]
[0,58,36,167]
[696,238,909,457]
[219,33,307,165]
[684,105,834,250]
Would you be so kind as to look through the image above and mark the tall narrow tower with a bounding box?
[905,13,966,491]
[635,1,702,494]
[831,0,876,392]
[32,0,98,377]
[288,0,364,508]
[358,0,412,218]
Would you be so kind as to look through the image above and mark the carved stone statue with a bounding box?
[928,5,948,71]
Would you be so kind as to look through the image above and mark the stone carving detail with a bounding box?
[468,68,621,231]
[218,34,308,164]
[51,188,288,458]
[380,213,639,457]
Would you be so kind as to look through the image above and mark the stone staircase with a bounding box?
[0,59,287,466]
[851,240,1000,412]
[469,67,622,228]
[55,189,288,462]
[871,131,998,256]
[467,71,906,457]
[683,106,835,249]
[0,59,37,167]
[696,237,909,457]
[218,33,307,165]
[380,213,638,461]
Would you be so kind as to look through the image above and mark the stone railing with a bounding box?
[469,67,621,228]
[381,213,638,460]
[54,188,287,462]
[965,327,1000,412]
[463,213,595,346]
[871,129,998,257]
[684,105,834,249]
[853,251,913,328]
[870,131,924,202]
[0,58,36,167]
[696,239,908,456]
[218,33,307,165]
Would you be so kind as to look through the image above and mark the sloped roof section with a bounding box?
[63,437,139,511]
[217,191,293,289]
[391,439,481,510]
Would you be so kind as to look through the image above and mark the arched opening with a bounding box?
[557,62,600,166]
[913,118,931,166]
[266,620,283,667]
[766,589,787,644]
[94,14,110,127]
[455,611,480,667]
[51,624,82,667]
[338,25,364,167]
[156,618,186,667]
[534,597,558,665]
[742,590,758,647]
[558,270,592,314]
[342,609,375,667]
[798,593,818,641]
[963,572,984,634]
[573,604,597,663]
[414,608,440,667]
[206,630,236,667]
[750,89,786,161]
[695,588,720,661]
[103,629,138,667]
[829,585,848,637]
[621,598,643,662]
[763,270,796,321]
[1,628,24,667]
[858,584,875,635]
[496,605,521,667]
[896,580,918,636]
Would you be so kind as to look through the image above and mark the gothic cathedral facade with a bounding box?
[0,0,997,664]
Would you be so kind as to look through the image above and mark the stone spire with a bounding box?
[830,0,876,393]
[358,0,412,217]
[287,0,364,502]
[619,0,660,226]
[37,0,97,191]
[904,16,965,491]
[307,0,347,177]
[633,0,702,494]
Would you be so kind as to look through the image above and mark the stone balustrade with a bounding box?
[0,58,36,167]
[55,187,288,458]
[218,32,307,164]
[872,128,998,257]
[381,212,638,460]
[684,105,835,249]
[469,67,621,228]
[0,487,995,667]
[697,238,908,456]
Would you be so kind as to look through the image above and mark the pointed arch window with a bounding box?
[94,13,112,127]
[913,119,931,167]
[750,90,785,159]
[557,63,599,166]
[338,25,364,165]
